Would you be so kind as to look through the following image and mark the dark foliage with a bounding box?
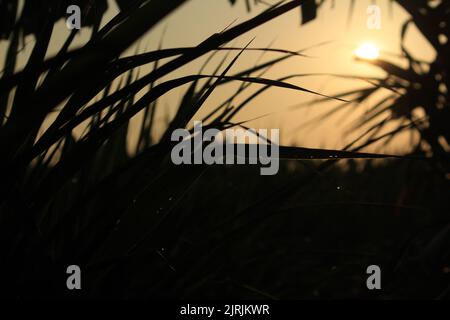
[0,0,448,299]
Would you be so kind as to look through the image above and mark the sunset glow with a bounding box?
[355,42,380,60]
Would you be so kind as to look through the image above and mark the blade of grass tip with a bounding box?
[160,48,233,140]
[94,0,146,40]
[163,53,232,135]
[202,81,249,124]
[215,41,289,112]
[321,88,380,125]
[294,85,380,120]
[288,86,379,111]
[363,78,405,96]
[220,52,301,86]
[223,73,315,122]
[203,49,276,123]
[173,39,255,133]
[220,19,239,33]
[220,75,349,102]
[197,45,236,94]
[208,111,272,132]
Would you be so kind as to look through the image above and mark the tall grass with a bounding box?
[0,0,444,299]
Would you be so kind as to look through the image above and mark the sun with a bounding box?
[355,42,380,60]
